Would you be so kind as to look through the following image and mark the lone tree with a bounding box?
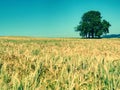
[75,10,111,38]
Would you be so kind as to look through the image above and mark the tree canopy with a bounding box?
[75,10,111,38]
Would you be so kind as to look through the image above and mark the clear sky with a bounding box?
[0,0,120,37]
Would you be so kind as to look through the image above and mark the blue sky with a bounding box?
[0,0,120,37]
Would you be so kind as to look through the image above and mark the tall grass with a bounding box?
[0,37,120,90]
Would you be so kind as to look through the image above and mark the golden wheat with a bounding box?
[0,37,120,90]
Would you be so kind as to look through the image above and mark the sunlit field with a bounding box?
[0,37,120,90]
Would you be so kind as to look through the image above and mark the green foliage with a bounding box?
[0,62,3,74]
[32,49,40,56]
[18,82,24,90]
[3,75,11,84]
[75,10,111,38]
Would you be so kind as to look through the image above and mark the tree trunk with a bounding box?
[92,33,94,38]
[88,32,90,38]
[98,35,101,38]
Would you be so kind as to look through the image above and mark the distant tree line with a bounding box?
[75,10,111,38]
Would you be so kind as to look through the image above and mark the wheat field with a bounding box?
[0,37,120,90]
